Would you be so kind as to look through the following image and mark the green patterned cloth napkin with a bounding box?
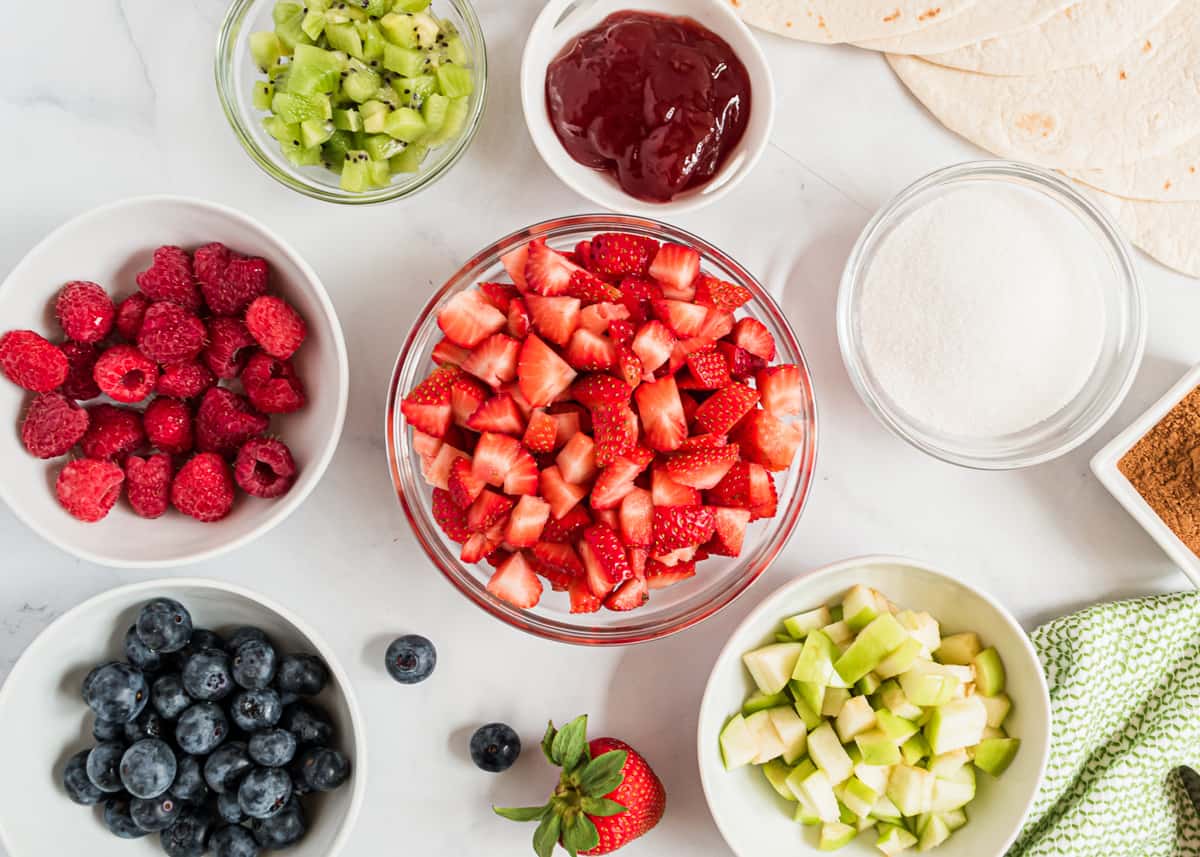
[1008,591,1200,857]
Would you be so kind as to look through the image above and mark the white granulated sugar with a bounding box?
[858,185,1106,438]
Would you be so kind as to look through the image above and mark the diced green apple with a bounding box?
[793,631,846,687]
[876,709,919,744]
[930,776,974,812]
[762,759,796,800]
[808,722,855,785]
[769,706,810,764]
[875,637,925,679]
[878,680,924,720]
[823,620,854,648]
[973,737,1020,776]
[793,788,823,825]
[877,822,918,855]
[819,821,858,850]
[744,642,805,695]
[719,714,758,770]
[899,660,959,707]
[742,690,789,716]
[854,729,901,766]
[835,695,877,742]
[784,605,832,639]
[793,694,825,730]
[979,692,1012,729]
[886,765,935,817]
[745,709,786,764]
[853,763,890,794]
[822,687,851,718]
[834,614,909,684]
[942,807,968,831]
[917,814,950,851]
[798,768,841,823]
[981,725,1007,740]
[856,672,883,696]
[900,734,931,766]
[838,776,879,818]
[924,696,987,755]
[870,795,904,823]
[842,585,881,632]
[927,748,969,779]
[936,632,981,665]
[898,610,941,653]
[785,758,818,800]
[972,647,1006,696]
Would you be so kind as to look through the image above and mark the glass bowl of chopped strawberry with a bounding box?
[386,215,817,644]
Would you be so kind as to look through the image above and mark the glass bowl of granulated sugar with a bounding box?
[838,160,1146,470]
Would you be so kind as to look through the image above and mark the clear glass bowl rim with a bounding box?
[837,160,1146,471]
[214,0,488,205]
[385,214,819,645]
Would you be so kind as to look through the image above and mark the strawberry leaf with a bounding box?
[578,749,627,797]
[494,805,549,822]
[532,812,562,857]
[552,714,589,773]
[561,813,600,856]
[541,721,558,764]
[581,796,626,817]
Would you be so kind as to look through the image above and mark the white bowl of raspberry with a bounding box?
[0,196,349,567]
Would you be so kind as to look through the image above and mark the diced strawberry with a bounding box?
[579,301,630,334]
[750,473,778,520]
[649,243,700,300]
[449,375,488,427]
[568,575,602,613]
[498,381,534,418]
[467,489,514,533]
[501,243,530,290]
[757,364,806,417]
[448,457,485,507]
[523,410,557,453]
[556,432,597,484]
[695,274,752,311]
[631,320,676,373]
[652,299,708,338]
[729,317,776,360]
[532,541,585,578]
[608,319,636,345]
[581,524,633,597]
[654,546,697,566]
[707,506,751,556]
[593,508,619,531]
[694,382,759,435]
[646,559,697,590]
[604,576,649,611]
[548,409,582,449]
[591,452,650,510]
[590,232,656,277]
[679,390,700,423]
[437,288,507,348]
[592,403,638,466]
[628,546,648,580]
[542,503,591,542]
[661,340,688,377]
[568,270,622,303]
[734,409,803,471]
[685,349,732,389]
[616,345,642,388]
[571,374,632,409]
[573,240,592,269]
[402,365,460,437]
[432,337,470,367]
[505,495,551,547]
[540,465,588,519]
[432,487,471,542]
[695,308,734,341]
[479,282,519,311]
[634,376,687,452]
[666,444,740,489]
[618,274,662,323]
[472,432,523,486]
[618,488,653,547]
[412,429,442,459]
[679,433,726,450]
[706,460,776,512]
[423,443,467,489]
[565,329,617,371]
[486,552,543,609]
[524,239,581,296]
[507,299,530,339]
[717,341,768,380]
[466,393,525,434]
[517,334,577,408]
[461,333,519,388]
[525,294,582,346]
[461,529,501,564]
[503,447,540,496]
[651,462,701,506]
[653,505,716,553]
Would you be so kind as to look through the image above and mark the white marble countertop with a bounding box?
[1,2,1196,855]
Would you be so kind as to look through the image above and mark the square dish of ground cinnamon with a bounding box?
[1119,385,1200,556]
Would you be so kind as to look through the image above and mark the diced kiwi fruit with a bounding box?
[284,144,323,167]
[391,141,429,172]
[363,133,406,161]
[436,64,471,98]
[251,31,283,72]
[252,81,275,111]
[272,2,312,52]
[339,150,371,191]
[332,108,363,132]
[300,118,336,148]
[393,0,432,10]
[425,95,468,145]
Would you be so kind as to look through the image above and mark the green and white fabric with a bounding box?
[1009,591,1200,857]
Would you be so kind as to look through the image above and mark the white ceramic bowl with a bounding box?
[520,0,775,216]
[0,578,366,857]
[0,196,349,567]
[698,555,1051,857]
[1091,362,1200,586]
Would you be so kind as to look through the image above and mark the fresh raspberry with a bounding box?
[202,317,257,379]
[195,243,269,316]
[81,404,145,459]
[234,437,297,499]
[0,330,68,392]
[172,452,235,522]
[195,387,268,456]
[115,293,151,342]
[21,392,90,459]
[93,345,158,403]
[137,302,206,364]
[241,352,306,414]
[136,246,201,310]
[56,458,124,522]
[124,453,173,519]
[156,360,216,399]
[244,296,307,360]
[144,397,194,455]
[55,281,114,343]
[60,341,101,400]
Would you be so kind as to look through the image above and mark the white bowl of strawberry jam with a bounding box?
[521,0,775,215]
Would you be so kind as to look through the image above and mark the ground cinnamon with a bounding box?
[1119,386,1200,556]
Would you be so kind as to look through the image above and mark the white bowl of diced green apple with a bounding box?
[217,0,486,203]
[697,556,1050,857]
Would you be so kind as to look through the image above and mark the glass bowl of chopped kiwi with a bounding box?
[217,0,486,203]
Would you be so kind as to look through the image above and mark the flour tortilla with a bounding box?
[1079,180,1200,276]
[886,0,1200,168]
[921,0,1181,76]
[731,0,980,44]
[1066,136,1200,202]
[855,0,1073,56]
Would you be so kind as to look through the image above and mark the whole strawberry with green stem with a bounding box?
[494,715,666,856]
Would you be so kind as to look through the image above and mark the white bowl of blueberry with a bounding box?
[0,580,365,857]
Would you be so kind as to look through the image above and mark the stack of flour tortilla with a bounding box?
[733,0,1200,277]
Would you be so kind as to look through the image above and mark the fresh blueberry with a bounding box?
[232,639,278,690]
[93,716,125,742]
[120,738,177,799]
[125,707,171,743]
[251,796,307,849]
[175,702,229,755]
[280,702,334,746]
[212,825,261,857]
[224,627,268,654]
[217,788,247,824]
[204,741,253,794]
[172,628,224,668]
[296,746,351,791]
[124,625,163,672]
[63,749,104,805]
[469,723,521,773]
[152,674,192,720]
[105,797,150,839]
[248,728,297,768]
[131,795,183,832]
[83,662,149,723]
[170,754,208,803]
[274,654,328,698]
[238,767,293,819]
[160,807,214,857]
[385,635,436,684]
[230,689,283,733]
[181,648,234,702]
[86,741,127,793]
[137,598,193,654]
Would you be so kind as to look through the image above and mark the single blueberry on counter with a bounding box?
[124,624,163,672]
[86,741,127,793]
[470,723,521,773]
[83,662,149,723]
[131,795,182,832]
[136,598,193,654]
[63,749,104,805]
[274,654,327,698]
[176,702,229,756]
[232,638,278,690]
[384,634,436,684]
[105,797,150,839]
[182,648,234,702]
[248,728,297,768]
[238,767,293,819]
[212,824,261,857]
